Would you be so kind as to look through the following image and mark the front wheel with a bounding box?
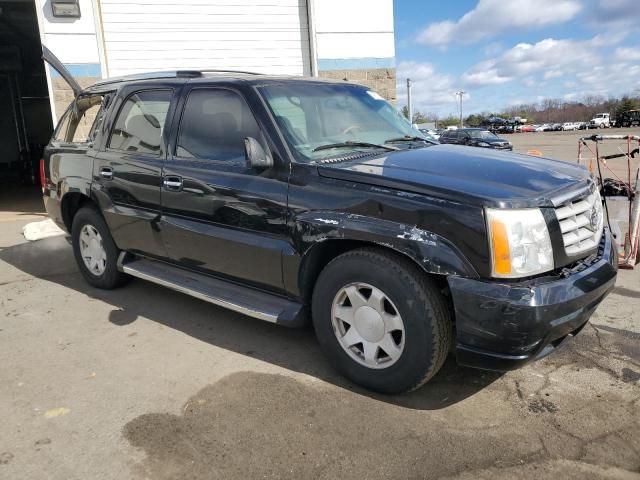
[71,206,128,289]
[312,248,452,394]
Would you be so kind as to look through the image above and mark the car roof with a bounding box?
[81,70,362,95]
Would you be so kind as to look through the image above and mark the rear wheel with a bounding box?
[312,248,452,394]
[71,206,127,289]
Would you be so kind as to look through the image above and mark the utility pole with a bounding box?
[406,78,413,124]
[456,91,465,128]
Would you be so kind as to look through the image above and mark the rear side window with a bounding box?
[176,89,261,164]
[53,94,105,144]
[109,90,172,155]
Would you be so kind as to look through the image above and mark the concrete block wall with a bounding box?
[51,76,100,121]
[319,68,396,103]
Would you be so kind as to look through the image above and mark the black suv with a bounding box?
[440,128,512,150]
[42,67,617,394]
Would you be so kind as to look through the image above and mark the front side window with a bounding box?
[259,83,428,163]
[176,89,261,164]
[109,90,172,155]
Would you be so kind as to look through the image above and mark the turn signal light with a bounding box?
[490,219,511,276]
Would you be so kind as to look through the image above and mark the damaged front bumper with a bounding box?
[448,228,617,371]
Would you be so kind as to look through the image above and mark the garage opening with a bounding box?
[0,0,52,214]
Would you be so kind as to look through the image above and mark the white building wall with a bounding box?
[312,0,395,69]
[34,0,102,121]
[35,0,397,120]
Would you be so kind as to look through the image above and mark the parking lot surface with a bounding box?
[1,132,639,479]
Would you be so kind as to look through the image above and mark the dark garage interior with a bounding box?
[0,0,53,212]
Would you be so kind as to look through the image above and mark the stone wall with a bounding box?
[51,76,100,122]
[318,68,396,103]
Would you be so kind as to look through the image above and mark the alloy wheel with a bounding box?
[331,283,405,369]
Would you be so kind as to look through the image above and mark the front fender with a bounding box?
[288,211,479,297]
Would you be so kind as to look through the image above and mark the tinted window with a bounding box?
[109,90,172,155]
[176,89,261,163]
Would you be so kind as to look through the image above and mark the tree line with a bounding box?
[403,93,640,128]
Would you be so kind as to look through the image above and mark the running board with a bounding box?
[117,254,305,327]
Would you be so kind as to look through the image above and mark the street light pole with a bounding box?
[407,78,412,124]
[456,91,465,128]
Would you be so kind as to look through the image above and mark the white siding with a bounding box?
[99,0,312,76]
[312,0,394,61]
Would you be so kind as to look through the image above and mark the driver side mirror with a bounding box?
[244,137,273,169]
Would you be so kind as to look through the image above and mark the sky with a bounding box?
[393,0,640,117]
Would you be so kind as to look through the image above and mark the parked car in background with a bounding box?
[439,128,512,150]
[535,124,550,132]
[589,113,611,128]
[520,124,535,133]
[551,123,562,131]
[562,122,578,131]
[419,129,440,141]
[577,122,588,130]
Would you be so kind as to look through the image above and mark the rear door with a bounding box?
[92,83,180,258]
[42,93,109,227]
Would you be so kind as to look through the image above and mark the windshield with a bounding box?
[468,130,498,140]
[258,83,429,163]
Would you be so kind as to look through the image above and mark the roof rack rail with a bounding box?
[198,69,263,75]
[92,69,263,86]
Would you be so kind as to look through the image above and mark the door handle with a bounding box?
[163,176,183,191]
[100,167,113,180]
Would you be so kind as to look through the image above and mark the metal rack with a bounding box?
[578,134,640,268]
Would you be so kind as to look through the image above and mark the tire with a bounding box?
[71,205,128,289]
[311,248,452,394]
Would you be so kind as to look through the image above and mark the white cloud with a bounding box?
[615,46,640,62]
[462,37,602,87]
[396,61,460,112]
[416,0,581,46]
[590,0,640,28]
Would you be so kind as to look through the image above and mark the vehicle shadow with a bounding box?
[0,235,502,410]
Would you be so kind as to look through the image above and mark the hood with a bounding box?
[482,137,508,145]
[317,145,591,208]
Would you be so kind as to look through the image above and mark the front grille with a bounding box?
[554,189,604,256]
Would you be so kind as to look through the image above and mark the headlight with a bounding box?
[486,208,554,278]
[477,142,490,147]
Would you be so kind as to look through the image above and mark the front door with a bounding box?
[160,87,289,291]
[92,86,177,258]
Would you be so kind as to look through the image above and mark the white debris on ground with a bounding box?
[22,219,65,241]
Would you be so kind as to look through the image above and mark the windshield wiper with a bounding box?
[385,136,436,144]
[312,141,399,152]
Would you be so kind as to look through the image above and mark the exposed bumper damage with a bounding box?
[448,228,618,371]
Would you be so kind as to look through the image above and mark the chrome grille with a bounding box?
[554,188,604,256]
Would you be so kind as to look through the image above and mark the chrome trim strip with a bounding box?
[550,181,594,207]
[121,264,279,323]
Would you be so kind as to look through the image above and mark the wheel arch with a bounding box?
[60,192,97,232]
[294,213,478,305]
